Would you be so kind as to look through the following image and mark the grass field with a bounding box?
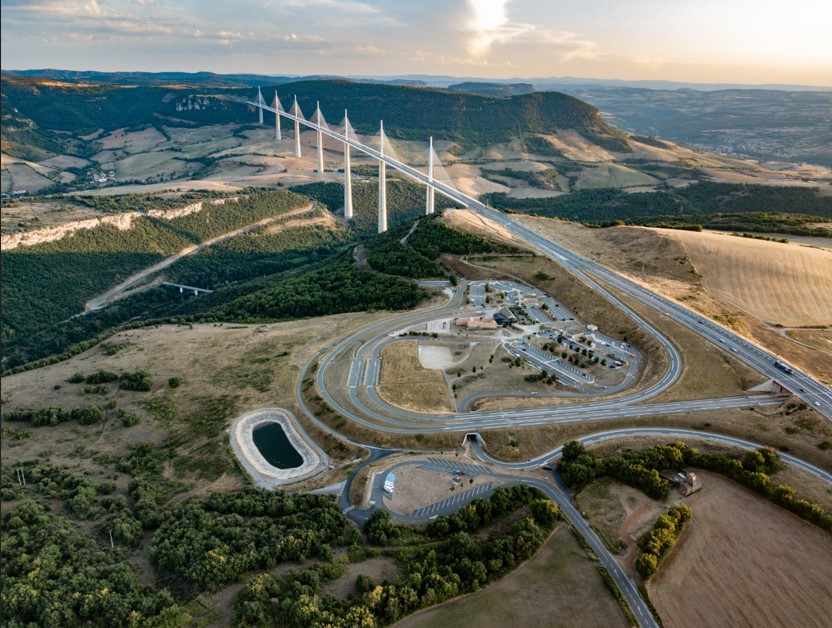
[574,163,659,190]
[395,524,629,628]
[669,229,832,327]
[377,341,455,414]
[649,471,832,628]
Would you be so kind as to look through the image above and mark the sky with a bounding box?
[2,0,831,86]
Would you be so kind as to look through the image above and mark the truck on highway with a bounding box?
[773,360,794,375]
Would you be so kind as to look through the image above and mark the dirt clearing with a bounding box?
[378,341,455,413]
[649,471,832,628]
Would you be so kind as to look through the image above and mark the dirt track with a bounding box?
[83,202,315,312]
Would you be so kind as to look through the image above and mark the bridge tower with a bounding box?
[274,91,282,141]
[343,109,353,220]
[257,86,264,125]
[426,136,435,215]
[378,120,388,233]
[315,101,324,173]
[293,96,302,158]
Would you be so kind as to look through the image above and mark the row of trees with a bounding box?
[3,404,104,427]
[635,505,692,578]
[558,440,831,531]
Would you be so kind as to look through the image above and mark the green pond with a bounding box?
[252,422,304,469]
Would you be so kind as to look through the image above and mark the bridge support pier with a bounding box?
[293,95,302,157]
[426,136,435,215]
[274,91,281,141]
[315,101,324,173]
[378,121,388,233]
[316,129,324,173]
[257,86,264,125]
[344,132,353,219]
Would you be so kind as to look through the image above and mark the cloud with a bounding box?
[463,0,597,63]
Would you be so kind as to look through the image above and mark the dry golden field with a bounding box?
[667,229,832,327]
[377,341,455,413]
[649,472,832,628]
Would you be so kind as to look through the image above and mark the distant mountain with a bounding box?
[0,75,629,154]
[448,82,535,97]
[553,86,832,167]
[348,73,832,92]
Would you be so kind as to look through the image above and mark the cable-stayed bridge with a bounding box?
[226,87,491,233]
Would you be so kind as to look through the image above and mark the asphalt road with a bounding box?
[242,95,831,628]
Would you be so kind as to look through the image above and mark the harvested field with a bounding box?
[396,525,628,628]
[668,229,832,327]
[377,341,455,413]
[649,471,832,628]
[514,216,832,382]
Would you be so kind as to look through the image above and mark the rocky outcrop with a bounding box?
[1,212,139,251]
[2,196,241,251]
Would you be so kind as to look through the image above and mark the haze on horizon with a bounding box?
[2,0,831,87]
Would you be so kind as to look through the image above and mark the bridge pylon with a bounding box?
[426,136,435,215]
[293,95,302,158]
[378,120,387,233]
[274,91,282,141]
[257,86,264,125]
[315,101,324,173]
[343,109,353,220]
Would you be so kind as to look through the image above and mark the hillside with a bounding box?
[0,75,627,156]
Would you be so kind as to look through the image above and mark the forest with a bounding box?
[210,262,426,322]
[484,182,832,235]
[1,189,312,367]
[1,449,560,628]
[364,214,497,278]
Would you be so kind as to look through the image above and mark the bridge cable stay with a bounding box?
[426,141,458,196]
[369,124,403,166]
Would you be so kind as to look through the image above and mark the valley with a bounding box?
[2,72,830,628]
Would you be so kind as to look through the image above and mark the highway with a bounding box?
[240,95,831,628]
[241,94,831,420]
